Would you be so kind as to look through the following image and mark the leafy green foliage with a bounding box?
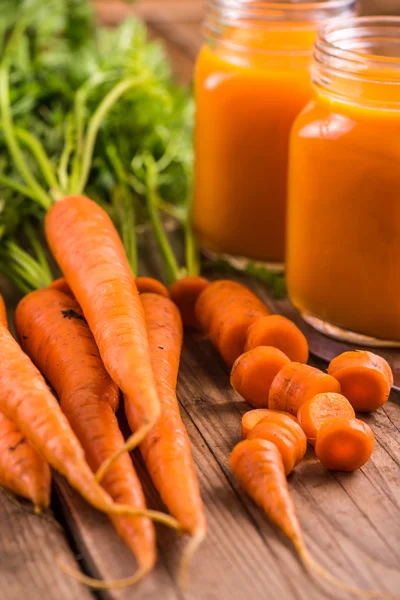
[0,0,193,291]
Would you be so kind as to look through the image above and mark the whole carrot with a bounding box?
[0,299,179,528]
[125,293,207,587]
[15,287,156,585]
[0,295,51,510]
[45,196,161,476]
[231,439,389,598]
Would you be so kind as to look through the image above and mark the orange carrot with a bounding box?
[247,414,306,474]
[269,362,341,415]
[0,297,179,531]
[125,293,207,587]
[0,294,7,326]
[136,277,170,298]
[241,408,298,439]
[231,438,388,598]
[0,294,51,510]
[245,315,309,363]
[49,277,74,297]
[328,351,393,412]
[195,280,271,366]
[45,196,162,473]
[16,287,156,583]
[231,346,291,408]
[297,393,355,445]
[315,418,375,471]
[169,275,209,329]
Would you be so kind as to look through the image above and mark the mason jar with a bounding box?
[193,0,357,269]
[287,16,400,345]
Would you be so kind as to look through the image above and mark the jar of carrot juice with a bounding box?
[193,0,356,268]
[287,17,400,345]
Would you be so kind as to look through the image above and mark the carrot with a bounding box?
[136,277,170,298]
[0,294,7,326]
[125,293,207,588]
[231,346,291,408]
[45,195,162,476]
[241,408,298,439]
[0,298,179,530]
[0,294,51,510]
[16,287,157,585]
[328,351,393,412]
[169,275,209,329]
[231,438,389,598]
[247,414,306,474]
[315,418,375,472]
[245,315,309,364]
[269,362,341,415]
[49,277,74,297]
[297,393,355,445]
[195,280,271,366]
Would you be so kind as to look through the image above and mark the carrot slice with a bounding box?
[246,315,309,363]
[269,362,341,416]
[241,408,298,439]
[196,280,271,367]
[169,276,209,329]
[247,415,307,475]
[136,277,170,298]
[231,347,291,408]
[328,351,393,412]
[297,393,355,445]
[315,418,375,471]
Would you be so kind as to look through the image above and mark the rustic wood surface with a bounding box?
[1,1,400,599]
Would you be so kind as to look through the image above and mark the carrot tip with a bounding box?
[95,420,157,483]
[295,539,396,599]
[56,555,151,590]
[178,529,207,591]
[110,505,182,531]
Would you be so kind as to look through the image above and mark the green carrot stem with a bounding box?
[15,128,61,196]
[144,155,181,284]
[58,117,74,193]
[0,174,38,201]
[0,262,32,295]
[74,75,149,196]
[0,65,52,210]
[24,222,53,282]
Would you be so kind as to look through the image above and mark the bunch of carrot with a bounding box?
[167,276,393,597]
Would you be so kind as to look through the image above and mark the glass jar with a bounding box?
[193,0,357,269]
[287,16,400,345]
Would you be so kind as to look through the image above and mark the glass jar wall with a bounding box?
[193,0,356,268]
[286,17,400,344]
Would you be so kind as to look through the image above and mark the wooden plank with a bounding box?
[0,488,93,600]
[94,1,204,26]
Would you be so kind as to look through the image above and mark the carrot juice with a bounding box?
[287,17,400,343]
[193,1,356,266]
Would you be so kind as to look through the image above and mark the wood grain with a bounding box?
[0,488,93,600]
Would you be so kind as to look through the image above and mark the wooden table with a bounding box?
[2,2,400,599]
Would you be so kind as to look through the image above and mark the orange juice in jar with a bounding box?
[287,17,400,344]
[193,0,356,267]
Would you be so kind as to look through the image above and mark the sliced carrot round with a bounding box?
[231,347,291,408]
[245,315,309,364]
[169,276,209,329]
[241,408,297,438]
[315,418,375,471]
[328,351,393,412]
[269,362,341,416]
[136,277,170,298]
[246,413,307,469]
[297,393,355,445]
[247,421,297,475]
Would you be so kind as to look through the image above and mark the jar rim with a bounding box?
[315,16,400,71]
[207,0,357,24]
